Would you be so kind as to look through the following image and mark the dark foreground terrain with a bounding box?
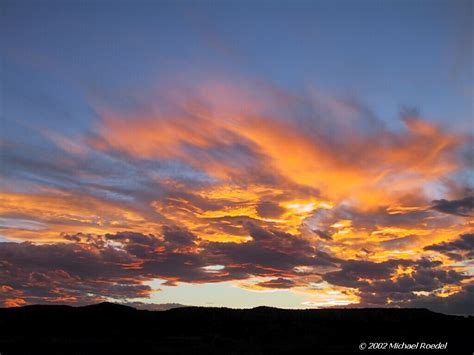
[0,303,472,354]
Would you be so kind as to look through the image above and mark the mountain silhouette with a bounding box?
[0,303,472,354]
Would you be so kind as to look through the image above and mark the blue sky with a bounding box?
[2,0,472,136]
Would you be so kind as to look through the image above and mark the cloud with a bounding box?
[424,233,474,260]
[205,223,339,279]
[0,229,209,306]
[312,229,333,240]
[432,196,474,217]
[2,226,473,313]
[323,257,469,311]
[0,224,333,306]
[88,83,466,210]
[400,282,474,315]
[1,80,472,314]
[256,201,286,219]
[254,278,296,290]
[0,241,152,306]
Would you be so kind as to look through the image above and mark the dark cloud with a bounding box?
[0,227,211,307]
[324,259,411,288]
[308,204,445,239]
[100,229,214,284]
[0,223,334,306]
[161,227,197,248]
[313,229,332,240]
[401,282,474,315]
[206,223,338,279]
[256,201,285,219]
[1,224,472,315]
[0,241,152,306]
[324,258,468,309]
[255,278,295,289]
[432,196,474,217]
[424,233,474,260]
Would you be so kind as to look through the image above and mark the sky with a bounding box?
[0,0,473,314]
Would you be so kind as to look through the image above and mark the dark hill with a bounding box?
[0,303,472,354]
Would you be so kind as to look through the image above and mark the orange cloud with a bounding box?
[1,81,472,312]
[0,191,162,242]
[91,83,464,212]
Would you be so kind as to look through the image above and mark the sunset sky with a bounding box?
[1,0,473,314]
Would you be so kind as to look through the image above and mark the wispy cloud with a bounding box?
[1,80,472,313]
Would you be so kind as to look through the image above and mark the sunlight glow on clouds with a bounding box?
[1,80,472,313]
[1,0,473,314]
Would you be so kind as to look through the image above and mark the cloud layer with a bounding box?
[1,82,472,314]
